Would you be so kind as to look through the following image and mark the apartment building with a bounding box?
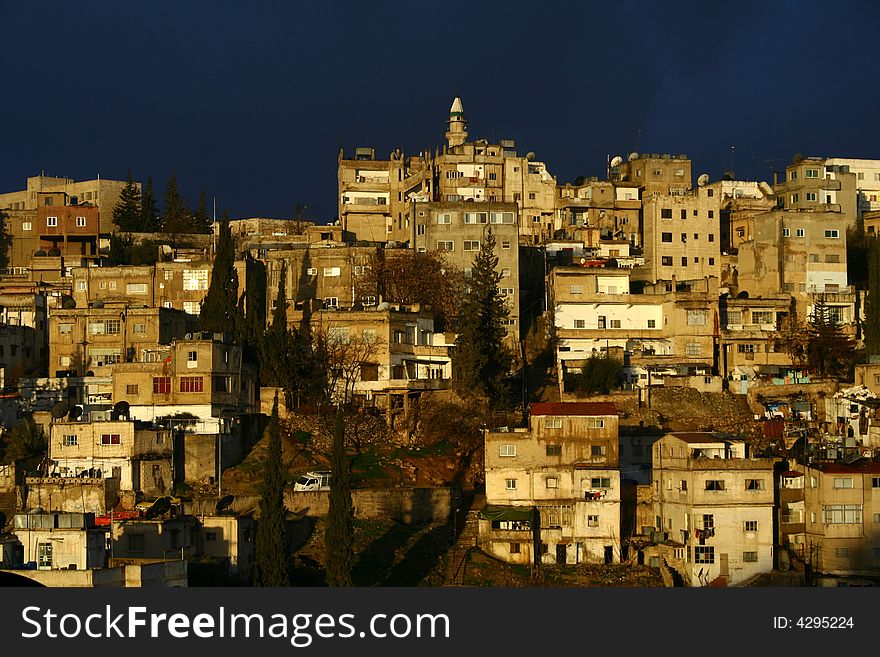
[310,305,452,412]
[480,401,621,566]
[413,200,520,340]
[735,209,854,326]
[0,174,133,234]
[556,179,642,248]
[652,432,778,586]
[49,303,188,377]
[47,420,174,495]
[0,285,48,385]
[550,268,718,393]
[781,462,880,584]
[611,153,692,196]
[10,511,106,571]
[638,186,722,284]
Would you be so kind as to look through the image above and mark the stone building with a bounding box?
[555,179,642,249]
[10,511,106,571]
[651,432,778,586]
[611,152,692,196]
[480,401,621,566]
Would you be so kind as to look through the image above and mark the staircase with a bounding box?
[444,492,485,586]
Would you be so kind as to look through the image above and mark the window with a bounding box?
[661,209,672,219]
[685,342,701,356]
[687,310,707,326]
[825,229,840,238]
[790,194,799,204]
[591,445,606,457]
[501,267,510,277]
[104,320,120,335]
[205,531,218,542]
[744,520,758,532]
[545,477,558,489]
[499,444,517,457]
[46,216,58,227]
[823,504,862,524]
[37,543,53,568]
[126,283,147,294]
[101,434,121,445]
[574,319,586,329]
[437,241,454,251]
[805,168,819,178]
[502,240,511,249]
[546,444,561,456]
[76,215,87,227]
[587,515,599,527]
[153,376,171,394]
[545,417,562,429]
[745,479,765,491]
[63,434,77,447]
[782,228,790,237]
[416,224,425,236]
[806,192,817,202]
[182,269,209,291]
[22,221,31,231]
[705,480,725,491]
[506,479,517,490]
[463,240,480,251]
[132,323,146,334]
[180,376,204,393]
[681,257,688,266]
[587,418,605,428]
[58,323,73,335]
[323,267,341,277]
[126,384,138,395]
[647,319,656,328]
[743,551,758,563]
[836,547,850,558]
[661,232,673,242]
[825,254,840,263]
[680,480,688,491]
[694,547,714,564]
[681,209,687,220]
[872,477,880,488]
[591,477,611,488]
[661,256,673,266]
[709,258,715,265]
[570,284,583,295]
[509,543,521,554]
[834,477,854,489]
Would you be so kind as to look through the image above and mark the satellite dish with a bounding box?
[48,248,61,257]
[51,401,71,419]
[628,152,639,162]
[111,401,130,421]
[91,300,104,308]
[525,152,535,161]
[184,333,193,340]
[68,405,83,421]
[697,173,710,187]
[610,156,623,168]
[579,257,587,265]
[216,495,235,513]
[376,301,390,311]
[34,250,47,257]
[723,170,735,181]
[61,295,77,309]
[145,496,172,519]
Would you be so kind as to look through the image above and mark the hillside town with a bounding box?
[1,97,880,588]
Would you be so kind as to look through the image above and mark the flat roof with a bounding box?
[529,402,617,417]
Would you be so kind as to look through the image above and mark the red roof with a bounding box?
[529,402,618,417]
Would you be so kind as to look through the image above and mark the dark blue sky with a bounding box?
[2,1,879,222]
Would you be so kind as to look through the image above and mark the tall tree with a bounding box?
[252,395,291,586]
[162,171,193,237]
[454,229,512,408]
[325,408,353,587]
[140,176,160,233]
[807,300,854,378]
[195,189,212,234]
[864,239,880,354]
[199,215,240,334]
[112,170,142,232]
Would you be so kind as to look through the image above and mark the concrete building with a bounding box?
[651,432,778,586]
[413,200,520,340]
[638,187,722,284]
[49,303,188,377]
[480,401,621,566]
[0,174,134,235]
[10,511,106,571]
[555,179,642,249]
[47,419,174,496]
[549,268,719,393]
[611,152,692,196]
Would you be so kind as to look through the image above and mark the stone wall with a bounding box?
[23,477,119,515]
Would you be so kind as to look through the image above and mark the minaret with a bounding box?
[445,96,468,148]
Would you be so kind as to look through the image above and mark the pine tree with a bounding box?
[252,395,291,586]
[262,262,291,390]
[140,177,160,233]
[454,229,512,408]
[195,189,212,234]
[162,171,190,235]
[864,239,880,355]
[324,408,353,587]
[112,171,142,232]
[199,215,240,334]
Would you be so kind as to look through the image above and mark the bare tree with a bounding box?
[313,325,383,405]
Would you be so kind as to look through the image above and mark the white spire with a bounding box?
[450,97,464,115]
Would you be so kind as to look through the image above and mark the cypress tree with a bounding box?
[196,189,211,234]
[199,215,240,334]
[454,229,512,408]
[162,171,190,234]
[324,408,353,587]
[141,177,160,233]
[112,170,142,232]
[865,239,880,355]
[252,395,291,586]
